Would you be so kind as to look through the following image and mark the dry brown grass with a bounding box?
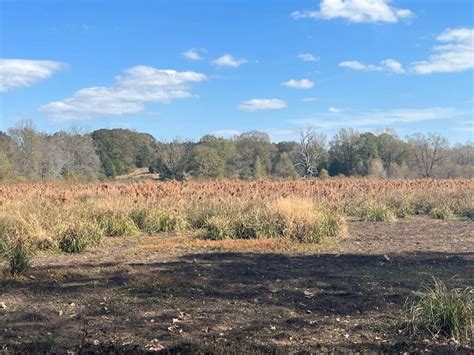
[0,179,472,271]
[131,234,327,254]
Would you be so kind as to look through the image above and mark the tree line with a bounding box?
[0,122,472,182]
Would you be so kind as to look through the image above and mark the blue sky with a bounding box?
[0,0,473,142]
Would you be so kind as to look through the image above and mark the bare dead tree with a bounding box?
[154,138,188,179]
[407,133,449,178]
[295,128,326,178]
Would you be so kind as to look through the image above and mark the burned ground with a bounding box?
[1,218,473,353]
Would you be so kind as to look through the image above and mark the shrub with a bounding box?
[429,207,453,220]
[58,221,103,253]
[8,240,32,276]
[404,278,473,341]
[358,203,395,222]
[319,168,329,179]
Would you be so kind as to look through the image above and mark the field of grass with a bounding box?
[0,178,473,352]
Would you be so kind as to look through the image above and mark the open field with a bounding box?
[0,179,473,353]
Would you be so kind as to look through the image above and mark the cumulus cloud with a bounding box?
[339,59,405,74]
[282,78,315,89]
[41,66,206,121]
[297,53,319,62]
[182,48,204,61]
[212,54,248,67]
[411,27,474,74]
[239,99,287,111]
[291,0,413,23]
[0,59,64,92]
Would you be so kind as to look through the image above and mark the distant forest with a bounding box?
[0,121,473,181]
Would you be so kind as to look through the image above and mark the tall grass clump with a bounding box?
[404,278,473,341]
[358,202,396,222]
[58,221,104,253]
[130,207,187,234]
[429,207,454,220]
[0,215,35,275]
[386,195,416,218]
[94,210,140,237]
[8,240,32,276]
[201,198,346,243]
[267,197,347,243]
[203,215,235,240]
[409,192,446,216]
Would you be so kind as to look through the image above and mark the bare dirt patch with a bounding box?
[1,217,473,353]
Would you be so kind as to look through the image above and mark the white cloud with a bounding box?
[212,54,248,68]
[210,129,242,138]
[293,107,461,129]
[282,78,315,89]
[182,48,204,61]
[339,59,405,74]
[297,53,319,62]
[411,27,474,74]
[41,66,206,121]
[465,97,474,104]
[328,107,343,113]
[291,0,413,24]
[239,99,287,112]
[0,59,64,92]
[339,61,370,71]
[302,97,320,102]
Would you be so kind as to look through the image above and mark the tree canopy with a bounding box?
[0,123,472,181]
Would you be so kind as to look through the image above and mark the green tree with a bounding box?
[356,132,379,175]
[136,144,153,168]
[328,128,360,176]
[100,152,117,178]
[273,152,298,179]
[377,131,407,177]
[199,135,238,178]
[189,145,225,179]
[91,128,156,175]
[254,156,266,180]
[236,131,275,179]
